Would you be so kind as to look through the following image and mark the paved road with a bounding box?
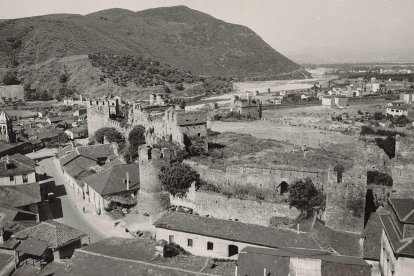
[38,157,106,243]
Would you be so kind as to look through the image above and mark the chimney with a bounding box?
[126,171,130,190]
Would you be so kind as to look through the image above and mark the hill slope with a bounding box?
[0,6,308,79]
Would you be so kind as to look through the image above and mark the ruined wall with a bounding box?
[87,106,132,139]
[170,187,299,226]
[392,136,414,196]
[185,161,327,191]
[324,141,367,234]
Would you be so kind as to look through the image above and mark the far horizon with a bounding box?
[1,0,413,63]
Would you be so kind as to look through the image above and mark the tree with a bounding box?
[159,162,199,198]
[179,99,186,110]
[94,127,125,146]
[59,74,68,83]
[2,71,20,85]
[375,135,396,159]
[288,177,325,218]
[124,125,146,162]
[374,112,385,120]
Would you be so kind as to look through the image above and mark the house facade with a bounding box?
[379,198,414,276]
[0,154,36,185]
[154,212,320,259]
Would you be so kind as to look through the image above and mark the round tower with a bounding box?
[136,145,170,215]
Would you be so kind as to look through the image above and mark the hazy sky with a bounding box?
[1,0,413,53]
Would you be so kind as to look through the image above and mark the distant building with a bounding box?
[322,96,348,108]
[0,154,36,185]
[230,93,262,119]
[0,110,15,143]
[154,212,320,259]
[379,198,414,276]
[65,127,87,140]
[386,106,409,117]
[237,246,371,276]
[46,116,64,125]
[400,93,414,104]
[63,97,76,106]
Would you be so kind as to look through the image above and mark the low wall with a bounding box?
[170,189,299,226]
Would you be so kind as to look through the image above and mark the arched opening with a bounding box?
[228,245,238,257]
[334,164,345,183]
[279,181,289,195]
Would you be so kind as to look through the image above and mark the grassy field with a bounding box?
[192,131,355,171]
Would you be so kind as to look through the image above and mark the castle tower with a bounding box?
[0,110,14,143]
[136,145,170,215]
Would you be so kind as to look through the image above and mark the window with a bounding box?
[187,239,193,247]
[169,235,174,243]
[9,175,14,181]
[207,242,214,251]
[22,174,28,183]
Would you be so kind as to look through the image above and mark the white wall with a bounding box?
[156,228,269,259]
[0,172,36,185]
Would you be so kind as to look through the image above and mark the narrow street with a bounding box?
[37,157,107,243]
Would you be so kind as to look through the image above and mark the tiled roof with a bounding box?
[0,183,41,208]
[362,213,382,261]
[309,220,362,257]
[16,237,48,256]
[77,144,116,160]
[155,212,321,250]
[0,205,37,226]
[83,163,139,196]
[238,246,370,276]
[0,153,35,177]
[13,220,86,249]
[379,213,414,257]
[389,198,414,223]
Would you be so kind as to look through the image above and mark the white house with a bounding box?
[386,106,409,117]
[379,198,414,276]
[0,154,36,186]
[154,212,320,259]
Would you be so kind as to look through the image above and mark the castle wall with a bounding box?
[170,189,299,226]
[185,161,327,191]
[391,136,414,196]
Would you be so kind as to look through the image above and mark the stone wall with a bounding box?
[170,186,299,226]
[87,107,132,139]
[185,161,327,191]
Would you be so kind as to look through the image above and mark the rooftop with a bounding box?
[82,163,139,196]
[0,153,36,177]
[389,198,414,223]
[379,213,414,257]
[362,213,383,261]
[155,212,321,250]
[13,220,87,249]
[0,205,37,226]
[0,183,41,208]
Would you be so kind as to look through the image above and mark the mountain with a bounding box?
[285,46,414,64]
[0,6,309,99]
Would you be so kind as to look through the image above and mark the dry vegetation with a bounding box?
[191,132,355,171]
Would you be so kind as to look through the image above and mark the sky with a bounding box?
[0,0,413,54]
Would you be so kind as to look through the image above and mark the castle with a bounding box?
[87,94,207,147]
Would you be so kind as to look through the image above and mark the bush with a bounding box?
[2,71,20,85]
[367,171,393,187]
[159,162,199,197]
[59,74,68,83]
[374,112,385,120]
[375,136,396,159]
[94,127,125,146]
[288,178,325,218]
[347,197,365,217]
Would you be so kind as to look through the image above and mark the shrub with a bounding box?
[59,74,68,83]
[375,135,396,159]
[159,162,200,197]
[288,178,325,218]
[374,112,385,120]
[347,197,365,217]
[367,171,393,187]
[94,127,125,147]
[2,71,20,85]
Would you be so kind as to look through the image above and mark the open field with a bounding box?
[192,131,355,171]
[210,120,356,148]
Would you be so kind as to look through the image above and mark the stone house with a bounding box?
[65,127,88,140]
[0,154,36,185]
[322,96,348,108]
[386,106,410,117]
[237,246,371,276]
[379,198,414,276]
[13,220,86,261]
[82,163,139,214]
[154,212,320,259]
[230,93,262,119]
